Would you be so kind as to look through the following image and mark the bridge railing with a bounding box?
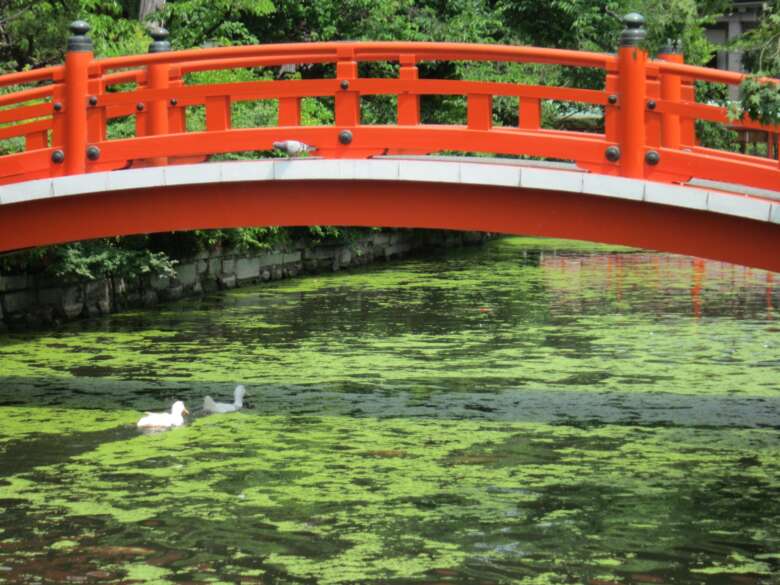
[0,14,778,193]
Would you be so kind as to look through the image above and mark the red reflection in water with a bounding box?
[691,258,705,320]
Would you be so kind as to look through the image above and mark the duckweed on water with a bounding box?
[0,237,778,584]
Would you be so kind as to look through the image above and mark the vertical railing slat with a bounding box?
[398,54,419,125]
[467,94,492,131]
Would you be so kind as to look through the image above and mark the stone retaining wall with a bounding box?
[0,230,489,331]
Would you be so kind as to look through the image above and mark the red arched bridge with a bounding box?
[1,16,779,272]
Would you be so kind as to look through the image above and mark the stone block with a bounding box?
[85,280,111,314]
[340,248,353,266]
[197,260,209,274]
[160,284,184,301]
[113,278,128,296]
[2,291,33,314]
[38,286,84,319]
[176,262,199,288]
[271,267,283,280]
[236,257,261,282]
[261,270,271,282]
[222,258,236,274]
[314,247,337,260]
[150,275,170,291]
[142,290,159,307]
[372,233,391,246]
[282,251,302,264]
[258,252,285,268]
[0,275,28,292]
[219,274,237,289]
[208,258,221,275]
[202,279,219,293]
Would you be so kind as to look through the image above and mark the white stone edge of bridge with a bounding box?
[1,158,778,225]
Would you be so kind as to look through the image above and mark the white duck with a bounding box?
[203,385,246,414]
[137,400,189,428]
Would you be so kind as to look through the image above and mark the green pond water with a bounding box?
[0,236,778,585]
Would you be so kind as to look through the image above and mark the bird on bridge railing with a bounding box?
[272,140,317,156]
[203,384,247,414]
[137,400,189,428]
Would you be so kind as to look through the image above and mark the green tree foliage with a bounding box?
[0,0,739,280]
[730,1,780,126]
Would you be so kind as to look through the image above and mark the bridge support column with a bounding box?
[64,21,93,176]
[147,27,171,166]
[617,13,647,179]
[658,43,683,151]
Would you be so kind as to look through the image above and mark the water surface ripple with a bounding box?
[0,237,778,585]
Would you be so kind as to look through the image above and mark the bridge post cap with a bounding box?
[148,27,171,53]
[67,20,93,52]
[619,13,646,47]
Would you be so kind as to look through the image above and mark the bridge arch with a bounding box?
[1,158,778,272]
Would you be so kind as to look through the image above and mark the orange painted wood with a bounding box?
[658,52,683,149]
[398,55,419,125]
[645,77,661,148]
[604,72,618,143]
[278,97,301,126]
[681,81,696,147]
[146,62,170,166]
[206,95,232,131]
[335,58,360,126]
[618,45,647,178]
[0,119,51,141]
[1,181,778,272]
[24,130,48,151]
[467,94,492,130]
[519,98,540,130]
[64,49,92,175]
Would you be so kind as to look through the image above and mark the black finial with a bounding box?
[620,13,646,47]
[148,27,171,53]
[67,20,92,52]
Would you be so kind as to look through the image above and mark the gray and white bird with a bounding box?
[272,140,317,156]
[203,384,246,414]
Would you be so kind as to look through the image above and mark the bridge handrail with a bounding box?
[0,16,779,195]
[94,42,618,73]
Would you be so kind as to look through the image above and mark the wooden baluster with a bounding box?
[336,48,360,127]
[398,54,419,125]
[645,69,661,148]
[467,94,492,130]
[168,65,186,134]
[604,70,619,144]
[278,97,301,126]
[86,65,105,147]
[658,46,683,150]
[680,79,696,147]
[519,97,540,130]
[206,96,231,131]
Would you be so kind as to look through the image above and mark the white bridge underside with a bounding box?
[2,156,779,226]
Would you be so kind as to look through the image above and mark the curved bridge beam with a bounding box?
[1,159,778,272]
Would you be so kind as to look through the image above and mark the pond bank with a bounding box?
[0,230,489,331]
